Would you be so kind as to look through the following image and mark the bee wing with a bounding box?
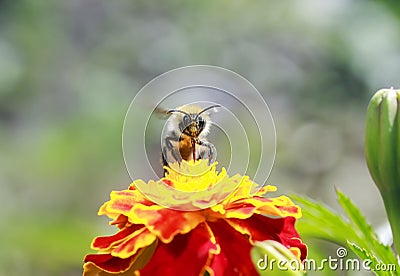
[153,106,172,119]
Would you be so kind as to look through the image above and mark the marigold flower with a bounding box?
[83,160,307,276]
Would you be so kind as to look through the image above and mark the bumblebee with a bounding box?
[160,104,220,169]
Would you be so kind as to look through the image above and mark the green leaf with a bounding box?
[347,241,391,276]
[337,189,376,239]
[291,191,399,273]
[336,189,397,267]
[290,194,352,244]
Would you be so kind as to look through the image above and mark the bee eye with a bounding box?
[197,116,205,129]
[183,115,190,126]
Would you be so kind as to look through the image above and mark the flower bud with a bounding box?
[365,87,400,253]
[251,240,305,275]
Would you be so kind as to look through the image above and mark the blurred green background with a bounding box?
[1,1,399,275]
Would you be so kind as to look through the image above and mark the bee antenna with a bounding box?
[167,109,190,116]
[196,104,221,118]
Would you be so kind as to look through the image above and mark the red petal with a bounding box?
[92,224,144,251]
[83,253,136,273]
[102,190,155,218]
[207,220,259,275]
[227,215,307,261]
[83,241,158,275]
[112,228,157,259]
[110,215,129,229]
[224,196,301,219]
[108,191,138,214]
[276,204,301,214]
[162,179,174,186]
[139,223,218,276]
[132,207,205,243]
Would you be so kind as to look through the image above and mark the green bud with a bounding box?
[251,240,305,275]
[365,87,400,253]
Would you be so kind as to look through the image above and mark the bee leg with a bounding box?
[163,136,181,167]
[161,147,169,168]
[191,138,196,161]
[197,140,217,164]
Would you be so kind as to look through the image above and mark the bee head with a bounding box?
[179,113,205,137]
[168,104,220,138]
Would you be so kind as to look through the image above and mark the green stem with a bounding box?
[382,188,400,255]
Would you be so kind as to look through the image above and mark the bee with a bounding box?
[159,104,220,169]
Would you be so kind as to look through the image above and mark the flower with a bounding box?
[83,160,307,276]
[365,87,400,253]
